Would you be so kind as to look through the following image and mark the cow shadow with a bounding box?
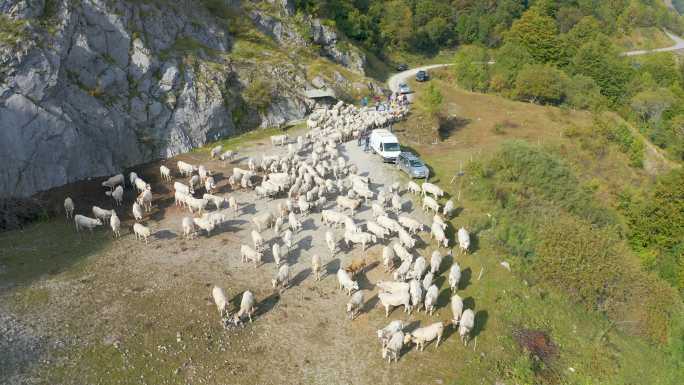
[144,206,166,222]
[436,287,452,313]
[356,270,375,291]
[462,296,476,311]
[286,235,311,264]
[227,219,249,227]
[301,217,316,231]
[211,222,243,237]
[434,275,446,289]
[256,292,281,317]
[413,237,428,251]
[469,233,481,254]
[438,253,454,276]
[450,206,464,218]
[154,229,177,240]
[472,310,488,339]
[443,317,458,341]
[400,320,422,354]
[290,267,311,287]
[459,267,472,290]
[403,200,413,212]
[325,258,340,276]
[241,203,257,215]
[361,293,380,314]
[361,261,380,275]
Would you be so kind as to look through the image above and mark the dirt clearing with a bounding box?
[1,131,488,385]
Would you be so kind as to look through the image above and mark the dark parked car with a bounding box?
[397,63,409,71]
[397,152,429,179]
[416,70,429,82]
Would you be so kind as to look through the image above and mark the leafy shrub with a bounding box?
[484,141,614,226]
[492,123,505,135]
[452,45,490,92]
[563,74,605,111]
[619,169,684,290]
[467,142,683,346]
[593,117,645,167]
[514,64,566,105]
[536,215,682,344]
[0,14,28,48]
[243,77,274,112]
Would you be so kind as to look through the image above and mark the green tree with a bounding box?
[417,82,444,118]
[620,169,684,289]
[631,88,676,125]
[453,45,490,92]
[416,82,444,140]
[490,42,533,91]
[556,5,584,33]
[559,16,601,62]
[564,74,605,111]
[639,53,680,88]
[379,0,413,49]
[571,38,632,105]
[422,16,451,46]
[618,0,657,31]
[514,64,566,105]
[504,8,560,63]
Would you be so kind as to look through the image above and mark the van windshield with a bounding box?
[383,142,400,152]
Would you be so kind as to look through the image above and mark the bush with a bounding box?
[485,141,614,226]
[593,117,645,167]
[563,74,605,111]
[514,64,566,105]
[243,77,274,112]
[620,169,684,290]
[452,45,490,92]
[467,142,683,346]
[536,215,682,344]
[0,14,28,48]
[490,42,533,92]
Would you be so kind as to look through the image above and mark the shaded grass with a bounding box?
[0,220,109,286]
[193,122,305,156]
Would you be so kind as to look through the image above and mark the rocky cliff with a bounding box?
[0,0,369,197]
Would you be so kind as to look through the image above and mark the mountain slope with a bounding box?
[0,0,370,198]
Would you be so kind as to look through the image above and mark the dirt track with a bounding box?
[1,133,483,385]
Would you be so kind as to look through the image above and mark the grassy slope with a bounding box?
[392,71,683,384]
[400,69,665,208]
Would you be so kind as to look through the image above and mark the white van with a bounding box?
[369,129,401,162]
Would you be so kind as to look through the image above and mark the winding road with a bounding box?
[387,64,453,102]
[387,30,684,94]
[622,30,684,56]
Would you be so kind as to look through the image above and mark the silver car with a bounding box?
[397,152,429,179]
